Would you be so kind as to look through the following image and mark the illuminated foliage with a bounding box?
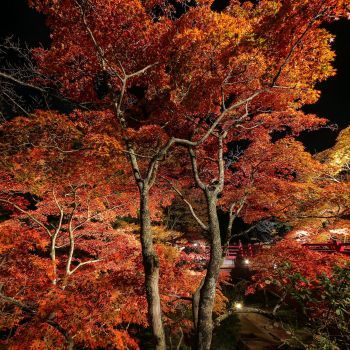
[1,0,350,349]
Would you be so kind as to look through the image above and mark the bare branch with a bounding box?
[0,71,46,92]
[51,188,64,285]
[161,176,208,231]
[176,327,184,350]
[2,90,30,115]
[69,259,101,275]
[188,147,206,191]
[126,62,158,79]
[226,196,247,244]
[74,0,108,71]
[0,198,51,236]
[217,133,227,192]
[0,291,35,315]
[65,189,79,277]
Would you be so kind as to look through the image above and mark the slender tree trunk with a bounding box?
[50,235,58,285]
[140,188,166,350]
[192,278,205,331]
[67,338,74,350]
[196,193,223,350]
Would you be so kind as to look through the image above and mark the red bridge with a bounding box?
[221,240,350,269]
[222,242,262,269]
[302,240,350,255]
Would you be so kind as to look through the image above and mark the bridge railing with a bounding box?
[223,242,263,260]
[221,240,350,271]
[302,241,350,255]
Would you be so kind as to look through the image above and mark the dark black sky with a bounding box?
[301,19,350,152]
[1,0,350,153]
[0,0,49,47]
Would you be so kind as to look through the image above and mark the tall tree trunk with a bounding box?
[196,193,223,350]
[140,188,166,350]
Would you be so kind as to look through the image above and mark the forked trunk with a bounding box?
[140,189,166,350]
[195,194,223,350]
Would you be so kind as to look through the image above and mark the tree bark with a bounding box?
[140,188,166,350]
[195,193,223,350]
[192,278,204,331]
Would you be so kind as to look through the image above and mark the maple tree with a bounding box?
[161,110,333,349]
[0,111,142,349]
[0,111,201,349]
[266,126,350,243]
[1,0,350,349]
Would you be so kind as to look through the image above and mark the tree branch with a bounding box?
[0,71,46,92]
[51,188,64,285]
[188,147,206,190]
[0,198,51,236]
[226,196,247,244]
[217,133,226,192]
[69,259,101,275]
[271,2,326,87]
[161,176,208,231]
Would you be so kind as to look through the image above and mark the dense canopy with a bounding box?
[1,0,350,349]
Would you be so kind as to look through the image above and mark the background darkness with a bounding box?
[1,0,350,153]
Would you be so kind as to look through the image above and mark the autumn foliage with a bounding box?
[1,0,350,349]
[248,240,350,347]
[0,113,200,349]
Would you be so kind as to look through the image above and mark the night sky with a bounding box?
[1,0,350,153]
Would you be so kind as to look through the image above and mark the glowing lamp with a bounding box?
[234,302,243,310]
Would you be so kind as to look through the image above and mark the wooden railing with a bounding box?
[221,242,263,269]
[302,240,350,255]
[225,242,263,259]
[221,240,350,270]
